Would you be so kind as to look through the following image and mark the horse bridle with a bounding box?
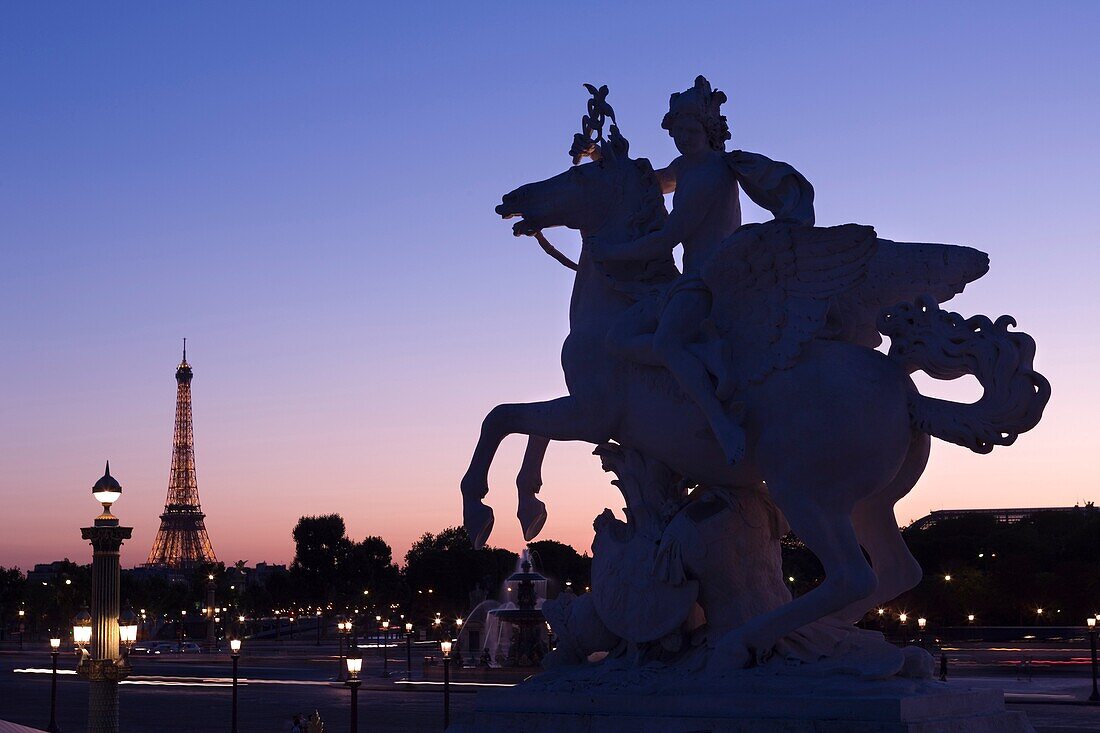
[532,230,579,271]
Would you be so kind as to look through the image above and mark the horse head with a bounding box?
[495,129,669,276]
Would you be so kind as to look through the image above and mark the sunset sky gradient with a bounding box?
[2,2,1097,571]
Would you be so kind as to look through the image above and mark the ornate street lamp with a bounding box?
[46,637,62,733]
[79,462,134,733]
[345,656,363,733]
[230,639,242,733]
[336,620,350,681]
[380,620,391,678]
[440,640,453,730]
[405,622,414,679]
[315,609,323,647]
[1088,617,1099,704]
[118,608,138,656]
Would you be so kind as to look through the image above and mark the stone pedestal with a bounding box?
[451,685,1035,732]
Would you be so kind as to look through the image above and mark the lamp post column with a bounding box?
[78,463,133,733]
[205,576,216,649]
[47,639,61,733]
[230,639,242,733]
[1088,619,1099,704]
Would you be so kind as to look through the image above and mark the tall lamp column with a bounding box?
[230,639,242,733]
[405,623,413,679]
[345,657,363,733]
[1088,617,1099,704]
[78,463,133,733]
[440,640,453,731]
[380,620,391,678]
[46,637,62,733]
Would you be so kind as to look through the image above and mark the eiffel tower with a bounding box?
[144,340,217,570]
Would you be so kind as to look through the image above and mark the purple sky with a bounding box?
[2,2,1097,571]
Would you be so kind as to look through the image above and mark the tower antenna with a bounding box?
[182,337,187,363]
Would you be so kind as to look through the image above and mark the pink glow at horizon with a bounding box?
[2,3,1097,572]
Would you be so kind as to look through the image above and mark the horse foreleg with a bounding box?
[517,436,550,541]
[461,396,611,548]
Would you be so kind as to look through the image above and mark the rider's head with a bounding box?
[662,75,730,154]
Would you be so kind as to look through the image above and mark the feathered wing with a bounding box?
[832,240,990,348]
[701,221,878,392]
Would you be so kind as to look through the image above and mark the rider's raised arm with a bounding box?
[597,167,715,262]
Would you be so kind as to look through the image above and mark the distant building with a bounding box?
[908,505,1090,531]
[26,560,75,585]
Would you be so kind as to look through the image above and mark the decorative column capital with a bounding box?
[81,525,133,551]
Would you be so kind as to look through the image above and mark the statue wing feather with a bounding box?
[702,222,878,390]
[833,240,990,348]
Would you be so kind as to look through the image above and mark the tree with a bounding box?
[403,527,518,621]
[291,514,351,605]
[527,540,591,594]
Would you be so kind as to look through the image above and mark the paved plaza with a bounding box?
[3,640,1100,732]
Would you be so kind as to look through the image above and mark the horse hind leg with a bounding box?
[836,433,930,623]
[517,436,550,541]
[712,485,877,670]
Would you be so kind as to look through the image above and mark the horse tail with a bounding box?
[878,296,1051,453]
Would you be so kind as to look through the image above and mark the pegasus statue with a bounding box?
[459,79,1050,676]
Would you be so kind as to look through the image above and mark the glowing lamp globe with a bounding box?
[73,610,93,646]
[230,638,242,653]
[917,617,927,630]
[92,462,122,509]
[346,656,363,678]
[50,638,61,651]
[1089,618,1097,629]
[441,640,453,657]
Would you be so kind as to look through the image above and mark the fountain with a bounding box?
[457,549,550,668]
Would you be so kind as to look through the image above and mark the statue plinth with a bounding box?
[453,684,1034,733]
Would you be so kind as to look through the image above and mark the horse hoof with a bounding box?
[463,501,495,549]
[710,630,757,672]
[518,495,548,541]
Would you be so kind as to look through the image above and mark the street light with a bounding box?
[119,608,138,654]
[336,620,350,681]
[46,637,62,733]
[73,610,93,649]
[441,640,453,730]
[380,620,391,678]
[345,657,363,733]
[230,639,242,733]
[405,622,414,679]
[1087,618,1099,704]
[79,462,134,733]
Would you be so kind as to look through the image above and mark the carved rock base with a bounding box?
[450,685,1035,732]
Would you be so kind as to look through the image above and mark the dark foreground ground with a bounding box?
[2,640,1099,732]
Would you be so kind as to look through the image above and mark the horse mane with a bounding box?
[627,158,668,239]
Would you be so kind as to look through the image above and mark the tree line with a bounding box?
[3,505,1097,640]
